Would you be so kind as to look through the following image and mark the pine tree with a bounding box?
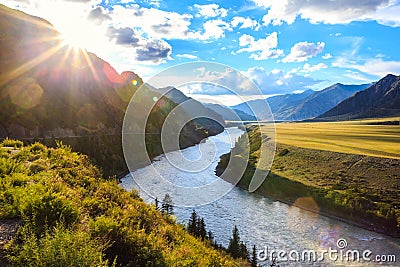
[251,245,258,267]
[188,210,197,235]
[199,218,207,240]
[227,225,241,259]
[207,231,214,242]
[239,241,249,260]
[161,193,173,215]
[154,197,159,210]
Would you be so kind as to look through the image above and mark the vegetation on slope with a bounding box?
[216,124,400,237]
[0,139,247,267]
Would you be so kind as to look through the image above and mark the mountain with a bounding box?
[203,103,256,121]
[153,86,226,127]
[0,4,223,175]
[232,83,370,121]
[317,74,400,120]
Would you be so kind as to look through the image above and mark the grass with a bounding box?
[266,117,400,159]
[0,139,247,267]
[216,122,400,237]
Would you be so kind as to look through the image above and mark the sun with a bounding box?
[59,22,99,51]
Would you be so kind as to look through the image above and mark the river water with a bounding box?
[121,128,399,266]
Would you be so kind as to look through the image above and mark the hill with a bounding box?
[232,83,370,121]
[318,74,400,120]
[0,140,247,266]
[0,4,223,176]
[202,103,256,121]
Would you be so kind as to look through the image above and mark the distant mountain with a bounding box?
[203,103,256,121]
[232,83,370,121]
[153,86,226,127]
[317,74,400,120]
[0,4,223,174]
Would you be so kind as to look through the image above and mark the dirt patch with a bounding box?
[0,219,22,266]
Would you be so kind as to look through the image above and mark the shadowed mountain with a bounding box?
[232,83,370,121]
[0,4,223,175]
[317,74,400,120]
[202,103,256,121]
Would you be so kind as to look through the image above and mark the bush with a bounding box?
[20,191,80,235]
[6,225,109,267]
[1,138,23,148]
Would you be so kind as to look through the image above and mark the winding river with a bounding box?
[121,128,399,266]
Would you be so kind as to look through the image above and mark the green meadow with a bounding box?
[271,117,400,159]
[217,119,400,237]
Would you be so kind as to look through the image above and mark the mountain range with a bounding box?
[202,103,256,121]
[232,83,371,121]
[317,74,400,120]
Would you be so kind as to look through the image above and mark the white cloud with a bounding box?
[301,63,327,72]
[333,57,400,77]
[194,4,228,18]
[231,16,259,29]
[322,53,332,59]
[176,54,198,59]
[237,32,283,60]
[282,41,325,63]
[344,71,374,82]
[110,5,193,40]
[195,19,232,40]
[253,0,400,27]
[245,66,324,94]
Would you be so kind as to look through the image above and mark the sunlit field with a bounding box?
[269,117,400,159]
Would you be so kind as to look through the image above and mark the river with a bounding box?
[121,127,399,266]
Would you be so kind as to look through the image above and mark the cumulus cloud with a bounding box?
[105,25,172,64]
[282,41,325,63]
[106,27,140,45]
[322,53,332,59]
[252,0,400,27]
[231,16,259,29]
[136,39,172,63]
[245,66,324,94]
[194,4,228,18]
[183,66,324,95]
[110,5,193,40]
[88,6,111,23]
[237,32,283,60]
[302,63,327,72]
[195,19,232,40]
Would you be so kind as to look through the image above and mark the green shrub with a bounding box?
[6,225,109,267]
[20,191,80,235]
[1,138,23,148]
[29,142,47,154]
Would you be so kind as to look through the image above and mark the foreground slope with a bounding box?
[0,140,247,266]
[318,74,400,120]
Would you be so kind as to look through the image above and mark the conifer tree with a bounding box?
[161,193,173,215]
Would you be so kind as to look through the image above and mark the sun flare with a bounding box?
[59,22,99,51]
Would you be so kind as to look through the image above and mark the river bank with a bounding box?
[215,126,400,238]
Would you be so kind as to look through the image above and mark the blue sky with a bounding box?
[2,0,400,104]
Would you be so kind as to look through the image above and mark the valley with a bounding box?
[216,119,400,237]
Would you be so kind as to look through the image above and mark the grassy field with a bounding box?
[217,120,400,237]
[268,117,400,159]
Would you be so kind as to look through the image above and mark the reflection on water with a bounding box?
[121,128,400,266]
